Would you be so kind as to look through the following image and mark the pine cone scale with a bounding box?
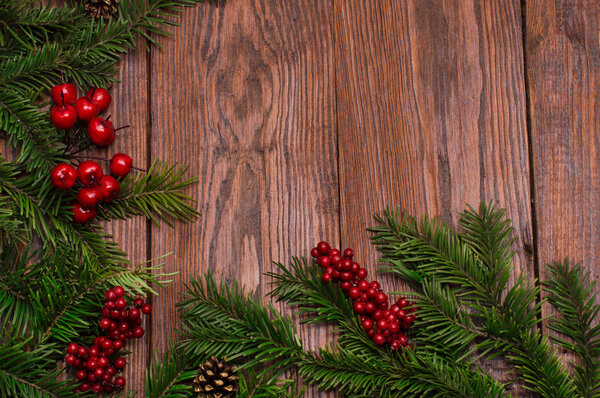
[193,356,238,398]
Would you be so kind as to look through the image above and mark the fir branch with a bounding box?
[544,259,600,398]
[145,344,195,398]
[100,161,199,226]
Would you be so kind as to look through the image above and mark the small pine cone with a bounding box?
[192,356,238,398]
[83,0,120,19]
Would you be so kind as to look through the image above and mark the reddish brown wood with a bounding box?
[150,1,337,396]
[334,0,534,389]
[526,0,600,336]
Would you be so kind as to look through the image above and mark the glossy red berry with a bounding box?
[87,359,98,371]
[51,83,77,105]
[365,302,376,314]
[373,334,386,346]
[77,161,103,185]
[72,203,96,223]
[397,298,408,308]
[310,247,319,258]
[50,104,77,129]
[370,281,381,290]
[88,346,99,357]
[50,163,77,189]
[128,308,140,320]
[76,186,104,209]
[119,322,130,332]
[361,318,374,330]
[376,319,388,331]
[357,268,367,280]
[76,370,88,381]
[101,339,112,350]
[388,321,400,333]
[65,354,76,366]
[75,96,99,122]
[77,346,88,358]
[341,259,352,271]
[86,88,112,111]
[353,301,365,314]
[114,357,126,369]
[366,287,378,299]
[80,382,91,392]
[115,298,126,309]
[113,286,125,297]
[94,367,104,378]
[358,280,369,291]
[343,248,354,258]
[132,326,144,338]
[112,339,123,350]
[87,117,115,146]
[321,272,332,283]
[109,153,133,178]
[67,343,79,355]
[316,241,331,255]
[105,289,116,301]
[92,383,103,393]
[133,298,144,307]
[141,304,152,314]
[375,292,387,304]
[348,287,360,300]
[317,255,330,268]
[114,376,126,388]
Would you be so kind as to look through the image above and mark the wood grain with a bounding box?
[334,0,534,389]
[150,1,337,396]
[94,45,149,394]
[526,0,600,335]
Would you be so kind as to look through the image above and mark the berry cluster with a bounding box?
[64,286,152,394]
[50,82,118,146]
[50,153,133,223]
[49,82,136,224]
[311,241,416,350]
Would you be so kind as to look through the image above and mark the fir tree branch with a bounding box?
[145,344,195,398]
[544,259,600,398]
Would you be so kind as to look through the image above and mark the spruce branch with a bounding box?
[145,344,195,398]
[544,259,600,398]
[100,161,200,226]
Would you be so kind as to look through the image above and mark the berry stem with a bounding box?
[68,155,147,172]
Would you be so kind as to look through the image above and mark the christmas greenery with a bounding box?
[149,202,600,397]
[0,0,217,396]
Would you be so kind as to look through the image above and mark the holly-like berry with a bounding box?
[75,96,99,122]
[141,304,152,314]
[109,153,132,178]
[76,186,104,209]
[76,370,88,381]
[133,298,144,307]
[51,83,77,105]
[115,298,127,309]
[50,104,77,129]
[50,163,78,190]
[113,286,125,297]
[316,241,331,255]
[105,289,116,301]
[100,318,111,330]
[114,376,126,388]
[87,88,112,111]
[72,203,96,223]
[132,326,144,338]
[67,343,79,355]
[114,357,126,369]
[87,117,115,146]
[77,161,103,185]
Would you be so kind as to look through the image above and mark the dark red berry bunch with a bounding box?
[311,241,416,351]
[50,153,135,223]
[64,286,152,394]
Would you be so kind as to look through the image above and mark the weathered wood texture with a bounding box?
[149,1,337,396]
[526,0,600,292]
[334,0,533,387]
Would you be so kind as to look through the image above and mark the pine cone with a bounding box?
[192,356,238,398]
[83,0,119,19]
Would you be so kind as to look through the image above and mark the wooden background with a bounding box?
[91,0,600,395]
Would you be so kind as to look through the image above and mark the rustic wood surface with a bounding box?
[18,0,598,395]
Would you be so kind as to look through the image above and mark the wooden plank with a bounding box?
[334,0,533,389]
[526,0,600,331]
[150,1,337,395]
[96,47,149,395]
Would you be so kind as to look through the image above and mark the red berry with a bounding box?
[366,287,378,299]
[97,356,109,368]
[133,298,144,307]
[88,346,99,357]
[106,366,117,375]
[119,322,130,332]
[101,339,112,350]
[92,383,103,393]
[397,298,408,308]
[317,256,331,268]
[385,314,396,323]
[77,161,103,186]
[330,249,340,256]
[404,315,415,326]
[360,293,368,302]
[76,186,104,209]
[114,376,126,388]
[114,357,126,369]
[373,334,386,346]
[109,153,133,178]
[86,88,112,111]
[104,384,114,393]
[104,347,114,356]
[113,286,125,297]
[373,310,384,320]
[67,343,79,355]
[331,270,340,280]
[351,262,360,274]
[106,301,115,309]
[310,247,319,258]
[353,301,365,314]
[87,359,98,371]
[321,272,332,283]
[94,367,104,377]
[102,372,113,383]
[357,268,367,280]
[341,259,352,272]
[98,175,120,202]
[99,318,111,330]
[50,163,77,189]
[109,329,121,340]
[370,281,381,290]
[375,292,387,304]
[376,319,388,331]
[340,272,353,282]
[388,321,400,333]
[132,326,144,338]
[398,334,409,346]
[316,241,331,255]
[348,287,360,300]
[75,96,99,122]
[51,83,77,105]
[80,382,91,392]
[340,281,352,291]
[105,289,116,301]
[330,253,342,265]
[115,298,127,309]
[88,373,97,382]
[112,339,123,350]
[365,302,376,314]
[77,346,88,358]
[87,117,115,146]
[358,280,369,291]
[343,248,354,258]
[76,369,87,380]
[361,318,374,330]
[72,202,96,223]
[50,104,77,129]
[128,308,140,320]
[65,354,76,366]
